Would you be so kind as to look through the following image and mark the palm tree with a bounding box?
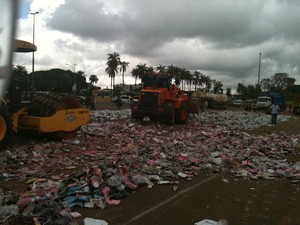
[135,63,148,82]
[119,61,130,92]
[131,67,139,90]
[179,68,191,90]
[226,87,232,97]
[167,65,181,85]
[105,52,120,95]
[12,65,30,91]
[89,74,99,85]
[199,74,206,90]
[203,75,212,92]
[156,64,166,73]
[193,71,201,91]
[212,80,223,94]
[147,66,155,73]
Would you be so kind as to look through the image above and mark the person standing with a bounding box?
[115,96,122,110]
[270,102,280,124]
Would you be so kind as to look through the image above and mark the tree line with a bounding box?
[105,52,224,95]
[236,73,296,101]
[10,52,297,101]
[10,65,99,96]
[106,52,297,101]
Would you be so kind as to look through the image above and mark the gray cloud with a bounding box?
[46,0,300,88]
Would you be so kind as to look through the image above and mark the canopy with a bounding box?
[15,39,37,52]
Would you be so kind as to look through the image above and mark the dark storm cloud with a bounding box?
[47,1,128,41]
[47,0,300,86]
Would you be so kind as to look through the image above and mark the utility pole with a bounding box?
[30,11,39,91]
[257,52,261,99]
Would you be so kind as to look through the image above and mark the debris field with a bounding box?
[0,109,299,224]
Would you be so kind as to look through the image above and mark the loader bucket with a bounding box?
[187,98,201,114]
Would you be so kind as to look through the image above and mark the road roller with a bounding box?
[0,39,90,147]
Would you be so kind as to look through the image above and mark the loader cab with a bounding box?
[142,73,172,89]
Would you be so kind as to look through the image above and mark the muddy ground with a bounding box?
[2,101,300,225]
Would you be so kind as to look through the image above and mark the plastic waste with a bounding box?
[54,214,72,225]
[293,161,300,173]
[194,219,217,225]
[102,186,121,205]
[0,204,19,218]
[107,175,122,187]
[90,176,100,188]
[84,218,108,225]
[132,175,154,188]
[16,197,34,207]
[195,219,229,225]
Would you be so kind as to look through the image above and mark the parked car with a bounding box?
[76,96,87,105]
[120,95,133,104]
[232,99,245,107]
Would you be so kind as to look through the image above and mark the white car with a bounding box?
[232,100,245,107]
[120,95,133,104]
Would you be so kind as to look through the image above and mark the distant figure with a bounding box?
[115,96,122,110]
[270,102,280,124]
[86,96,91,109]
[86,95,96,110]
[90,95,96,110]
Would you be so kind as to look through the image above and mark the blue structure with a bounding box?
[263,92,285,109]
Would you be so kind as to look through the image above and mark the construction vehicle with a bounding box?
[256,96,272,110]
[257,92,285,110]
[130,73,200,125]
[0,38,90,147]
[192,91,228,109]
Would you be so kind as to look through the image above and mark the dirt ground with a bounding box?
[2,101,300,225]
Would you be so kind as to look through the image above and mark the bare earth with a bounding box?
[2,101,300,225]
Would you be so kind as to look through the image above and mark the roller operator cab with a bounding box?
[130,73,200,125]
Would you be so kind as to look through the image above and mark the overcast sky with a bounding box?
[14,0,300,90]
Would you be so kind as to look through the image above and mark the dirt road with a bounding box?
[76,173,300,225]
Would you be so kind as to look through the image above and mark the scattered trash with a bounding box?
[84,218,108,225]
[157,181,173,185]
[194,219,218,225]
[0,109,299,224]
[195,219,229,225]
[293,161,300,173]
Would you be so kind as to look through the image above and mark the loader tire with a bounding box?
[164,111,175,126]
[131,111,143,120]
[0,106,13,147]
[175,104,188,124]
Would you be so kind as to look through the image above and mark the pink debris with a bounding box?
[119,165,137,190]
[102,186,121,205]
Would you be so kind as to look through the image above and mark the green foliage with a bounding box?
[237,72,295,100]
[260,73,295,92]
[11,65,30,92]
[226,88,232,97]
[12,66,89,94]
[89,74,99,84]
[113,85,123,97]
[213,80,223,94]
[105,52,120,91]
